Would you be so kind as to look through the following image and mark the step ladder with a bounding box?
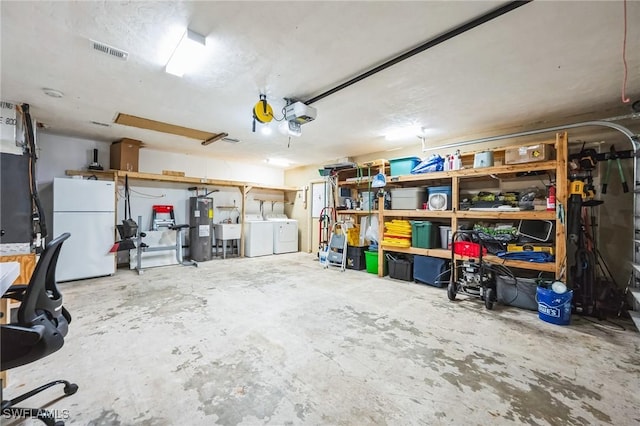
[324,221,348,272]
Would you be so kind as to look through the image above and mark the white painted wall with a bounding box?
[35,132,285,244]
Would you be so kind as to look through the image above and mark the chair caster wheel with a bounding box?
[64,383,79,395]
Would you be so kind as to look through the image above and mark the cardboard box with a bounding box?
[110,138,142,171]
[505,144,552,165]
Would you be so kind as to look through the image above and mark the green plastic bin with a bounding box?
[365,250,388,275]
[411,221,439,249]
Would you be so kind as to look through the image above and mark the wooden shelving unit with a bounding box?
[339,133,567,279]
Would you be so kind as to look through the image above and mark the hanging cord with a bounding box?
[20,104,47,240]
[621,0,630,103]
[124,175,132,220]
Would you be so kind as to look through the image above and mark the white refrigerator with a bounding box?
[53,178,116,281]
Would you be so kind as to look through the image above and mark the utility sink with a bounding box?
[214,223,241,240]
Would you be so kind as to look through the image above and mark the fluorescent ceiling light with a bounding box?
[165,29,206,77]
[261,125,273,136]
[384,126,427,141]
[266,158,291,167]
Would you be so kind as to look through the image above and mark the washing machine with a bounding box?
[264,213,298,254]
[243,214,274,257]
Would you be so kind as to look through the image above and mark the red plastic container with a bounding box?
[453,241,487,257]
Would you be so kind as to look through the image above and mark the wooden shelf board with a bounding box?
[66,169,117,179]
[66,170,298,192]
[382,246,556,272]
[382,246,451,259]
[456,210,556,220]
[384,160,557,184]
[246,184,300,192]
[456,161,557,178]
[382,210,453,218]
[339,177,375,186]
[455,254,557,272]
[338,209,379,215]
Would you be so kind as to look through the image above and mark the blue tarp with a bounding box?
[496,251,555,263]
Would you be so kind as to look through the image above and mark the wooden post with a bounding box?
[555,132,568,280]
[378,193,385,277]
[241,185,249,257]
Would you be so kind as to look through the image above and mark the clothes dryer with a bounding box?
[264,213,298,254]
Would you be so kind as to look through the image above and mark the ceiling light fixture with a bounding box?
[266,158,291,167]
[165,29,206,77]
[384,125,426,141]
[43,88,64,98]
[261,125,273,136]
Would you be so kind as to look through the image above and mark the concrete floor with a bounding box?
[3,252,639,425]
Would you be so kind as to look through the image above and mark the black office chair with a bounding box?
[1,232,78,426]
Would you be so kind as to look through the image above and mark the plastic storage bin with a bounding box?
[413,255,450,287]
[496,276,538,310]
[364,250,387,275]
[390,156,421,176]
[439,226,452,249]
[390,187,427,210]
[346,245,366,270]
[411,221,438,249]
[387,254,413,281]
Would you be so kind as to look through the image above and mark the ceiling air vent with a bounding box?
[222,137,240,144]
[90,39,129,61]
[90,121,111,127]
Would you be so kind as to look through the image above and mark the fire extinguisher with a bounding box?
[546,183,556,211]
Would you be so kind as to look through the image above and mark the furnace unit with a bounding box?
[189,197,213,262]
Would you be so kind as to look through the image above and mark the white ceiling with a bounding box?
[1,1,639,169]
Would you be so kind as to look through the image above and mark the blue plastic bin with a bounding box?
[390,157,421,176]
[414,255,450,288]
